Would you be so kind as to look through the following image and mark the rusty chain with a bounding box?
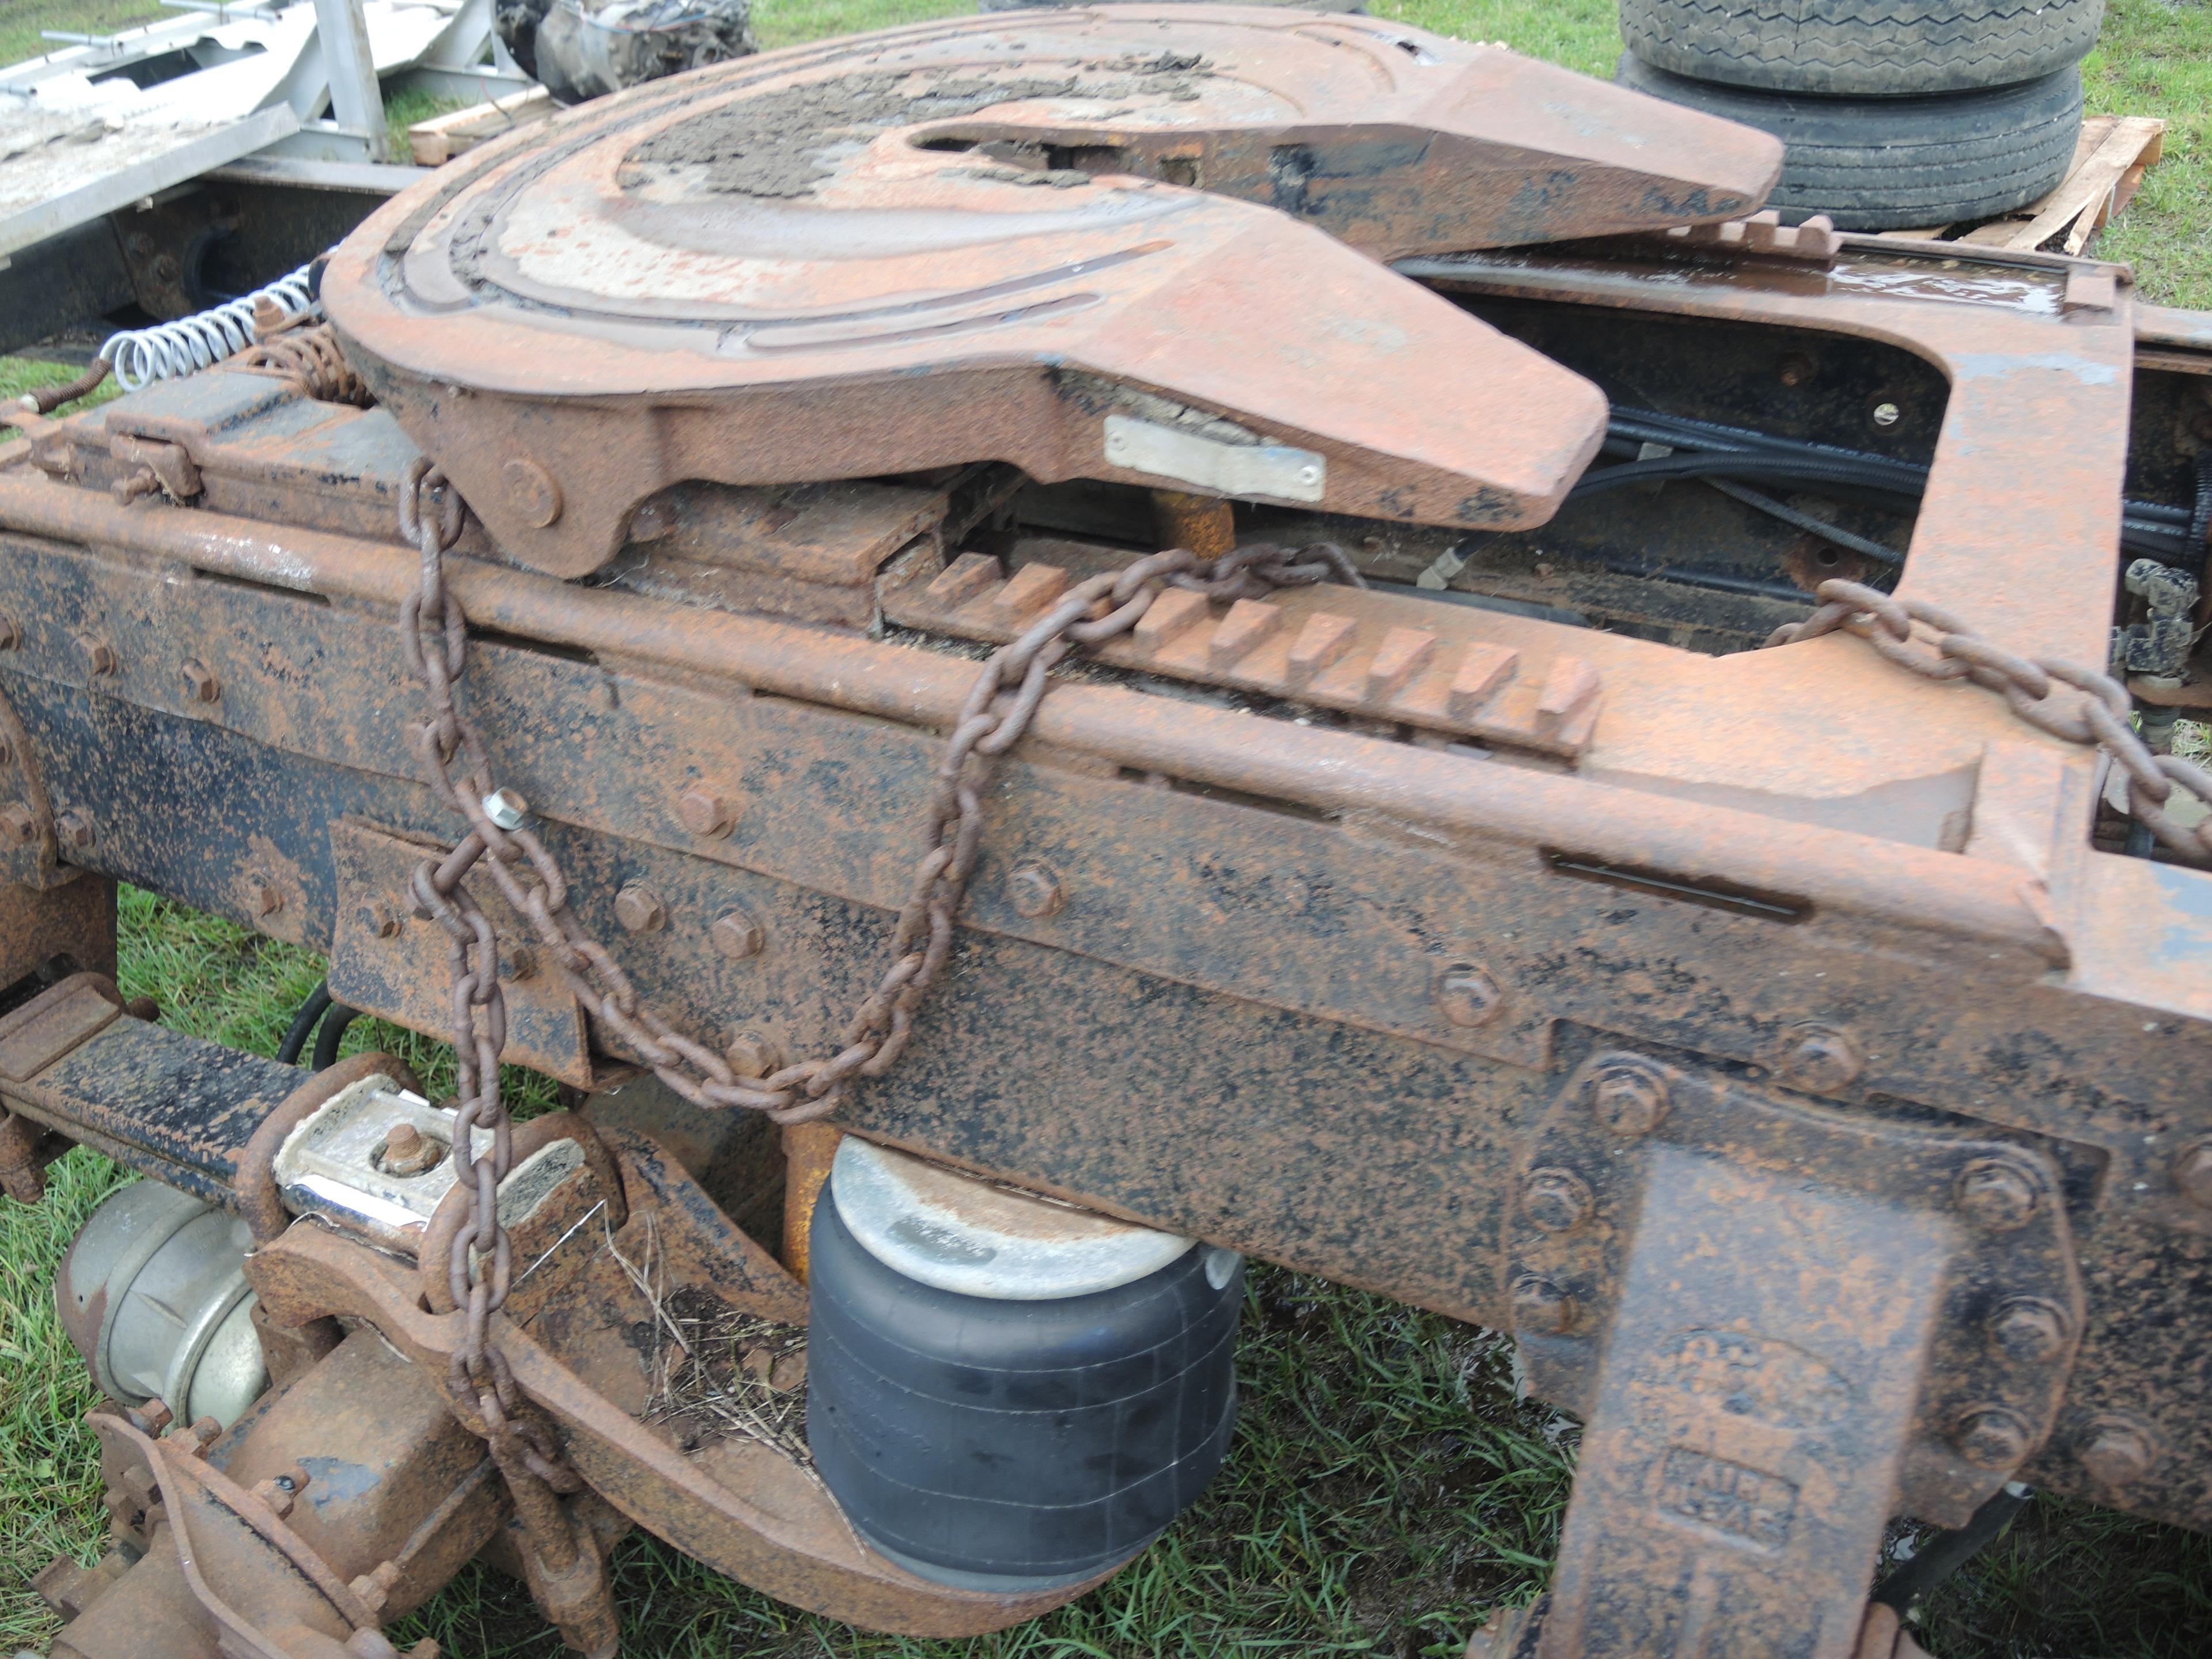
[1766,579,2212,861]
[396,458,1361,1463]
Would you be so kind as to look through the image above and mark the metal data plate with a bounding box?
[322,6,1782,577]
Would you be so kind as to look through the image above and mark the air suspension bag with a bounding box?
[806,1140,1243,1590]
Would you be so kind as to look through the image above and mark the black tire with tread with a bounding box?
[1619,0,2104,97]
[1615,54,2082,230]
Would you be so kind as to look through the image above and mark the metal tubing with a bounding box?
[0,478,2048,950]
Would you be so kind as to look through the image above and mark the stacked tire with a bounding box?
[1615,0,2104,230]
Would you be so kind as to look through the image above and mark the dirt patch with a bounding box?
[621,52,1210,199]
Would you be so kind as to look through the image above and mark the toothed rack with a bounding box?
[886,552,1604,758]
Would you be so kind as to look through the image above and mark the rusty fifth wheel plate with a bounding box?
[323,5,1781,577]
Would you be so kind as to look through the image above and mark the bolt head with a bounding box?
[55,809,94,851]
[180,660,219,703]
[1955,1407,2031,1469]
[2171,1141,2212,1210]
[1509,1274,1578,1335]
[2077,1416,2156,1487]
[1955,1157,2040,1232]
[1435,963,1504,1029]
[500,945,537,983]
[1008,862,1065,919]
[1779,1024,1862,1093]
[386,1123,422,1159]
[243,876,282,917]
[0,804,37,844]
[481,787,529,831]
[502,456,563,528]
[711,908,763,959]
[677,786,738,839]
[1585,1060,1669,1138]
[1990,1297,2069,1363]
[1872,401,1902,429]
[77,635,116,676]
[726,1030,784,1080]
[614,884,666,933]
[358,901,402,940]
[1521,1168,1594,1234]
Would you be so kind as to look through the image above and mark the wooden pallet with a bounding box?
[1880,114,2165,252]
[407,85,555,168]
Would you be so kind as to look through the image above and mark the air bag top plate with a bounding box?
[325,6,1781,577]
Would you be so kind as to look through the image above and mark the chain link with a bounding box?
[396,459,1362,1461]
[1766,578,2212,861]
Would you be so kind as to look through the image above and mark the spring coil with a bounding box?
[100,264,319,392]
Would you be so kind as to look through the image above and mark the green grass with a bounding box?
[0,0,166,71]
[5,1,2212,1656]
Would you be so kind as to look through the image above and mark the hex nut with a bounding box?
[480,788,529,831]
[1585,1059,1669,1138]
[1007,862,1065,919]
[614,885,667,934]
[1779,1024,1863,1093]
[180,660,219,703]
[0,803,37,844]
[77,635,118,677]
[726,1030,785,1080]
[1955,1407,2031,1469]
[2170,1141,2212,1210]
[1435,963,1505,1029]
[502,945,538,983]
[1955,1156,2041,1232]
[1989,1297,2069,1363]
[2076,1415,2157,1487]
[1521,1168,1594,1235]
[1509,1274,1578,1335]
[54,809,95,851]
[678,786,739,839]
[711,908,763,959]
[380,1122,444,1178]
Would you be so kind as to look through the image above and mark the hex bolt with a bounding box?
[1509,1274,1578,1335]
[711,907,764,959]
[77,635,118,677]
[1521,1168,1594,1234]
[54,809,95,851]
[1007,862,1065,919]
[245,876,283,917]
[614,884,667,933]
[2170,1141,2212,1210]
[252,1477,296,1518]
[1954,1406,2031,1469]
[1435,963,1504,1029]
[180,659,219,703]
[502,945,538,983]
[358,900,402,940]
[1989,1297,2069,1363]
[1955,1156,2041,1232]
[726,1029,785,1080]
[131,1400,173,1437]
[1584,1059,1669,1139]
[1779,1024,1863,1093]
[677,785,739,839]
[2076,1414,2158,1487]
[481,787,529,831]
[350,1561,404,1616]
[381,1122,444,1177]
[0,803,37,844]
